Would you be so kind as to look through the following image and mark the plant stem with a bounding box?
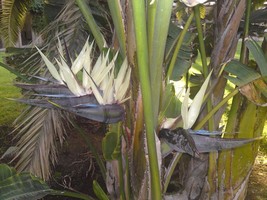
[240,0,252,64]
[195,88,239,130]
[194,5,213,128]
[76,0,105,50]
[107,0,127,58]
[115,124,126,200]
[163,153,182,193]
[167,12,194,80]
[147,1,157,56]
[194,6,216,196]
[118,151,126,200]
[194,6,208,77]
[131,1,161,199]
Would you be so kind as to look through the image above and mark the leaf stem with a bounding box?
[76,0,105,50]
[194,5,214,129]
[163,153,182,193]
[240,0,252,64]
[194,6,208,77]
[195,88,239,130]
[107,0,127,58]
[131,1,161,199]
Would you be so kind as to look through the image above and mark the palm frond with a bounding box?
[0,0,31,47]
[12,107,71,180]
[4,1,94,79]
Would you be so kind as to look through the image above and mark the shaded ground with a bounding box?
[45,119,107,199]
[246,151,267,200]
[1,123,267,199]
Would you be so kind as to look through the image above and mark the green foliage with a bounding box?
[224,60,261,86]
[245,39,267,79]
[165,22,196,80]
[252,0,266,10]
[160,83,182,118]
[0,0,32,47]
[93,180,109,200]
[102,131,121,160]
[29,0,44,13]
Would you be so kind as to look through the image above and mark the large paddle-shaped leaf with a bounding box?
[0,164,96,200]
[0,164,52,200]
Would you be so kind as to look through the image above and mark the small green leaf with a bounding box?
[102,131,121,160]
[224,60,261,86]
[0,164,16,182]
[93,180,109,200]
[161,83,182,118]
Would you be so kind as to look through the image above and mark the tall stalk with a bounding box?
[131,1,161,199]
[193,5,217,197]
[76,0,105,50]
[107,0,127,58]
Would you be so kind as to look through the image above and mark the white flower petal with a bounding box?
[87,76,104,104]
[116,67,131,102]
[36,46,63,83]
[71,38,90,74]
[180,0,208,7]
[187,71,212,128]
[55,58,86,96]
[103,73,114,104]
[115,58,128,92]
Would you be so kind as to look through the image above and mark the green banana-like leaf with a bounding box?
[161,83,182,118]
[224,60,261,86]
[0,164,52,200]
[165,22,196,81]
[245,39,267,80]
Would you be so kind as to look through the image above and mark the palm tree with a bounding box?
[0,0,266,199]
